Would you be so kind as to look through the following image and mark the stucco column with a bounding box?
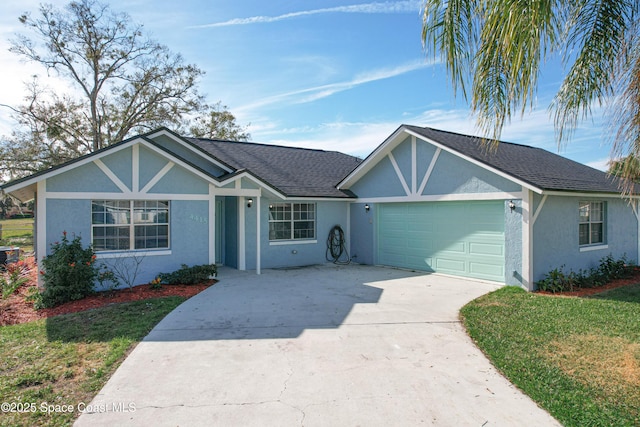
[521,189,533,290]
[256,195,261,275]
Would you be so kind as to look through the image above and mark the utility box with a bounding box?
[0,246,20,266]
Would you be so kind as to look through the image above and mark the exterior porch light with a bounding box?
[247,198,253,208]
[508,200,516,212]
[364,204,370,212]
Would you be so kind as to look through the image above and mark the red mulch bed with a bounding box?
[1,280,214,326]
[536,268,640,297]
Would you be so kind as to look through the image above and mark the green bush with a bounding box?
[536,254,633,293]
[536,265,579,293]
[40,232,98,308]
[159,264,217,285]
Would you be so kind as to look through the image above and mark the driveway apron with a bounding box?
[75,264,561,426]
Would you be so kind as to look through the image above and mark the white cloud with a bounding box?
[190,1,422,28]
[585,158,610,171]
[260,120,401,158]
[249,105,611,167]
[236,60,435,114]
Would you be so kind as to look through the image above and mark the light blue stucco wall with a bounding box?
[101,147,132,189]
[241,199,350,269]
[46,199,92,246]
[349,137,520,198]
[41,141,215,288]
[45,198,211,288]
[350,157,407,198]
[148,164,209,194]
[349,202,375,265]
[47,162,121,192]
[424,151,521,195]
[532,195,638,285]
[504,199,523,286]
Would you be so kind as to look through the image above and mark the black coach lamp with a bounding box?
[247,198,253,208]
[508,200,516,212]
[364,204,370,212]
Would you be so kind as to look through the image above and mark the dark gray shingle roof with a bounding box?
[404,125,625,194]
[188,138,361,198]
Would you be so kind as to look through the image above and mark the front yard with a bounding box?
[0,297,187,426]
[462,283,640,427]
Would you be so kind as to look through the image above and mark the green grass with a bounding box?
[0,218,34,252]
[0,297,185,427]
[461,284,640,427]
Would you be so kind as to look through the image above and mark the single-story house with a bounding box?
[2,125,638,290]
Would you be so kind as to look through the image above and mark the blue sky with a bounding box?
[0,0,611,169]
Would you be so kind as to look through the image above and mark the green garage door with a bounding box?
[377,201,505,282]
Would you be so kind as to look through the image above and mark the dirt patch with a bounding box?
[545,334,640,391]
[1,281,214,326]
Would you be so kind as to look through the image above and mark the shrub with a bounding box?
[0,258,34,298]
[536,265,579,293]
[597,254,629,281]
[40,232,98,308]
[536,254,633,293]
[158,264,217,285]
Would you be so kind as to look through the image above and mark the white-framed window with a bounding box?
[579,201,605,246]
[268,202,316,241]
[91,200,169,251]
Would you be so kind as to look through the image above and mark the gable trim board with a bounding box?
[3,124,638,291]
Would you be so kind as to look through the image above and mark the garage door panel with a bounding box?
[377,201,505,282]
[407,255,435,271]
[437,242,466,254]
[470,262,504,278]
[434,258,466,274]
[469,242,504,256]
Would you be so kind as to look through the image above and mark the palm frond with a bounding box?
[552,0,635,146]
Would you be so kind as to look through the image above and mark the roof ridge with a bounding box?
[404,124,549,152]
[191,137,351,156]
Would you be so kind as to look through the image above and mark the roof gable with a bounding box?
[340,125,627,196]
[1,128,361,200]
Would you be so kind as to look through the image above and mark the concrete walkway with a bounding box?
[75,264,561,426]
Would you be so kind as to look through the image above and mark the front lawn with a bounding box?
[461,284,640,427]
[0,297,185,427]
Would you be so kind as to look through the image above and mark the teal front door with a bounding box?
[377,201,505,282]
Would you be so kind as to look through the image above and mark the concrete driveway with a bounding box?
[75,264,560,426]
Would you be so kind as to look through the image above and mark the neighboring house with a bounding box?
[1,125,637,290]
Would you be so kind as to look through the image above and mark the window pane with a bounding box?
[269,222,291,240]
[591,223,603,244]
[294,221,315,239]
[268,202,315,241]
[579,224,590,245]
[92,212,105,224]
[590,202,603,221]
[92,200,169,251]
[269,204,291,221]
[579,202,590,222]
[133,200,169,224]
[135,225,169,249]
[93,226,130,251]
